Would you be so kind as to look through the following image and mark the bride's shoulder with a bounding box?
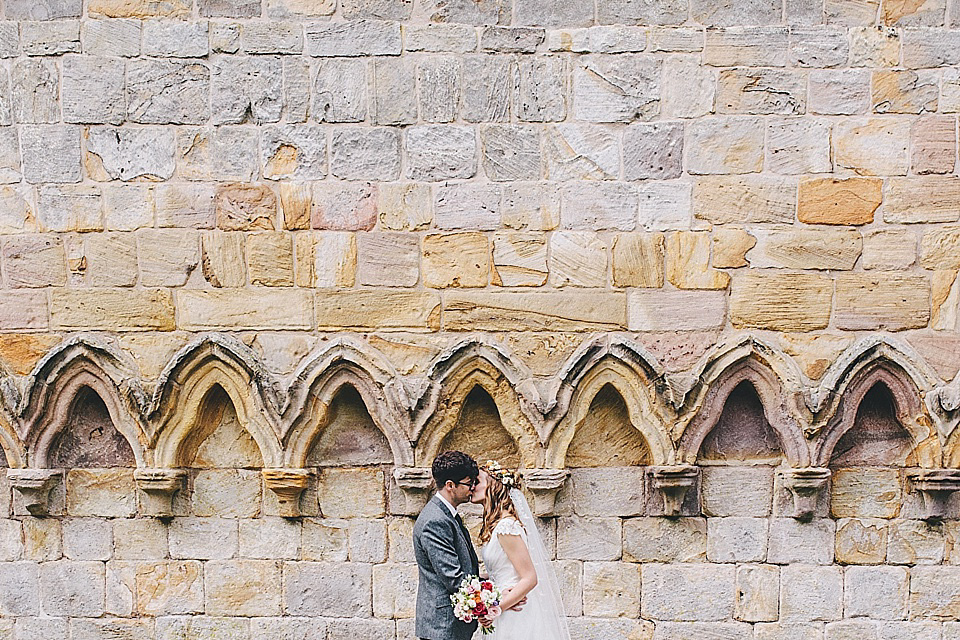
[493,517,525,537]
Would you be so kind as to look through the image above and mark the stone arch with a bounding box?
[694,381,784,465]
[676,338,809,467]
[415,350,540,469]
[20,337,147,468]
[151,336,282,468]
[0,418,23,468]
[814,362,939,468]
[545,354,673,468]
[283,342,413,468]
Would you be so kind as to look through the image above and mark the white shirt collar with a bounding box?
[436,492,459,518]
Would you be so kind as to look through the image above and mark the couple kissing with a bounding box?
[413,451,571,640]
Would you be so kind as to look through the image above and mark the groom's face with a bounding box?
[470,470,488,504]
[446,475,477,505]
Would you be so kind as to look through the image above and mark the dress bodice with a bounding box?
[481,518,526,590]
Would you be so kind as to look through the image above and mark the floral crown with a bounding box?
[482,460,521,488]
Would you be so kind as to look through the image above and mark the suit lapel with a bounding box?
[432,495,479,573]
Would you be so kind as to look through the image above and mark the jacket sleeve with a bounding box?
[421,516,468,596]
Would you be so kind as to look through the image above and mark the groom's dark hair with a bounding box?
[432,451,479,487]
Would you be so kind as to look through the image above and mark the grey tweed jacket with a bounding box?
[413,495,480,640]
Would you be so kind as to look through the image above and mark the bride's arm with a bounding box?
[497,534,538,611]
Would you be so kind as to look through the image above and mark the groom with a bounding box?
[413,451,481,640]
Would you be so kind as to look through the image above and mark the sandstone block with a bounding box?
[628,290,726,331]
[704,26,788,66]
[16,618,69,640]
[306,19,401,56]
[661,55,715,119]
[242,21,302,53]
[736,564,779,622]
[376,183,431,231]
[329,128,402,182]
[348,519,387,563]
[574,55,660,122]
[249,617,328,640]
[731,271,832,331]
[200,0,261,16]
[767,118,832,174]
[405,126,477,180]
[809,70,871,115]
[548,25,648,53]
[261,125,327,181]
[21,126,81,184]
[37,185,103,233]
[52,288,175,331]
[315,290,440,330]
[872,70,938,114]
[156,183,216,228]
[515,56,566,122]
[417,56,460,123]
[201,231,246,287]
[747,229,861,270]
[834,273,930,331]
[435,183,501,230]
[313,60,366,123]
[768,518,835,564]
[887,519,944,565]
[561,182,637,231]
[545,123,620,180]
[461,55,510,123]
[155,616,250,639]
[81,19,140,56]
[297,231,356,288]
[205,560,281,616]
[717,69,806,115]
[177,289,312,330]
[239,518,300,560]
[612,233,664,288]
[86,127,175,182]
[850,25,901,67]
[371,58,417,125]
[570,467,646,517]
[597,0,686,24]
[650,26,702,51]
[480,26,545,53]
[667,231,730,290]
[549,232,608,287]
[623,122,683,181]
[405,24,477,53]
[7,0,81,18]
[372,563,418,619]
[40,560,104,617]
[708,517,768,563]
[137,561,204,615]
[834,118,910,176]
[702,468,775,516]
[0,291,47,330]
[687,118,765,175]
[445,291,626,331]
[356,232,419,287]
[903,28,960,67]
[2,235,66,288]
[713,228,755,269]
[177,127,259,182]
[192,469,261,518]
[142,20,208,58]
[21,20,80,55]
[422,232,489,288]
[654,623,751,640]
[71,619,155,640]
[798,177,882,225]
[302,519,349,562]
[169,518,237,560]
[638,181,692,230]
[911,567,960,620]
[284,562,372,617]
[831,468,902,518]
[278,184,311,231]
[61,56,125,125]
[66,469,136,518]
[921,227,960,269]
[583,562,641,617]
[844,565,908,619]
[89,0,190,17]
[836,518,888,564]
[113,518,168,560]
[62,518,111,561]
[312,182,377,231]
[22,519,62,561]
[127,60,209,124]
[642,563,735,621]
[247,232,294,287]
[515,0,593,25]
[492,232,548,287]
[790,27,849,66]
[211,57,282,125]
[911,116,956,175]
[780,565,842,622]
[340,0,413,19]
[885,177,960,224]
[318,468,385,518]
[623,517,706,563]
[482,125,541,181]
[0,520,22,561]
[327,618,394,640]
[502,183,559,230]
[137,229,199,287]
[0,563,39,615]
[0,131,20,185]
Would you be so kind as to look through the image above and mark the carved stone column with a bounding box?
[523,469,569,517]
[649,465,699,517]
[909,469,960,520]
[392,467,434,516]
[8,469,61,516]
[135,468,187,518]
[263,468,313,517]
[777,467,830,521]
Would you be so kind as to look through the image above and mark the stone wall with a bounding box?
[1,0,960,639]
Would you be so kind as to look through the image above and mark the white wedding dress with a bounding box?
[480,492,571,640]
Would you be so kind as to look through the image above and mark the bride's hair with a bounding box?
[479,461,524,545]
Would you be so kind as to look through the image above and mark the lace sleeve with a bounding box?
[494,518,525,537]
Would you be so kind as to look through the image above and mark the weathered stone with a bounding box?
[113,519,168,560]
[435,183,501,230]
[61,56,125,125]
[911,116,956,174]
[306,19,401,56]
[667,231,729,290]
[687,118,765,174]
[156,183,216,228]
[312,60,366,123]
[261,125,327,181]
[89,0,191,17]
[330,128,400,181]
[834,273,930,331]
[708,517,768,563]
[747,229,861,270]
[861,229,915,270]
[910,567,960,620]
[713,228,756,269]
[179,127,259,181]
[444,291,626,331]
[247,232,294,287]
[623,517,706,563]
[215,184,277,232]
[356,232,418,287]
[192,469,261,518]
[491,232,548,287]
[2,235,66,287]
[422,233,489,288]
[85,127,175,182]
[405,24,478,53]
[212,57,282,125]
[312,182,377,231]
[849,25,901,67]
[573,55,660,122]
[136,561,204,615]
[628,290,727,331]
[885,177,960,223]
[767,118,832,174]
[736,564,779,622]
[717,69,806,115]
[831,469,902,518]
[480,26,545,52]
[560,182,637,231]
[549,232,608,287]
[0,130,19,186]
[285,562,372,616]
[21,126,81,184]
[278,184,312,230]
[66,469,136,518]
[612,233,664,288]
[169,518,238,560]
[654,623,752,640]
[371,58,417,125]
[502,183,559,230]
[317,468,385,519]
[127,60,209,124]
[514,56,565,122]
[242,21,302,53]
[417,57,461,123]
[583,562,641,617]
[887,519,944,565]
[176,289,313,330]
[21,20,80,55]
[372,562,417,619]
[0,187,34,232]
[376,183,431,231]
[315,291,440,330]
[40,561,105,617]
[544,124,617,181]
[16,618,69,640]
[903,28,960,68]
[6,0,82,19]
[661,55,715,119]
[834,118,911,175]
[623,122,683,180]
[155,617,250,640]
[142,20,208,57]
[790,27,849,66]
[37,185,102,233]
[548,25,649,52]
[731,272,832,331]
[205,560,281,616]
[405,126,477,180]
[461,55,510,123]
[51,289,175,331]
[705,26,789,66]
[637,182,692,230]
[137,229,199,287]
[596,0,686,24]
[779,565,842,621]
[267,0,335,16]
[643,564,735,621]
[798,177,882,225]
[836,518,888,564]
[872,70,938,114]
[809,70,870,116]
[83,232,139,287]
[568,467,646,517]
[882,0,945,25]
[921,227,960,269]
[482,125,542,181]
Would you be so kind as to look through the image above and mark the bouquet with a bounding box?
[450,575,503,635]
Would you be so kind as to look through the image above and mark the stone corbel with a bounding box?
[778,467,830,521]
[263,468,313,518]
[523,469,569,517]
[8,469,61,516]
[650,465,699,517]
[392,467,434,516]
[135,468,187,518]
[909,469,960,520]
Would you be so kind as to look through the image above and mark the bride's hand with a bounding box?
[502,587,527,611]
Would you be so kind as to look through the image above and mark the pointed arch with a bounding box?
[283,339,413,468]
[150,335,282,468]
[0,417,23,468]
[545,340,673,467]
[676,337,809,467]
[414,340,540,468]
[20,336,148,467]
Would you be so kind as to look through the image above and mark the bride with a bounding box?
[471,460,571,640]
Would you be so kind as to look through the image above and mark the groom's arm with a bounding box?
[421,519,467,594]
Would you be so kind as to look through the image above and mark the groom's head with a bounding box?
[433,451,479,506]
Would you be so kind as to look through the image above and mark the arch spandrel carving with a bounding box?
[545,357,673,468]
